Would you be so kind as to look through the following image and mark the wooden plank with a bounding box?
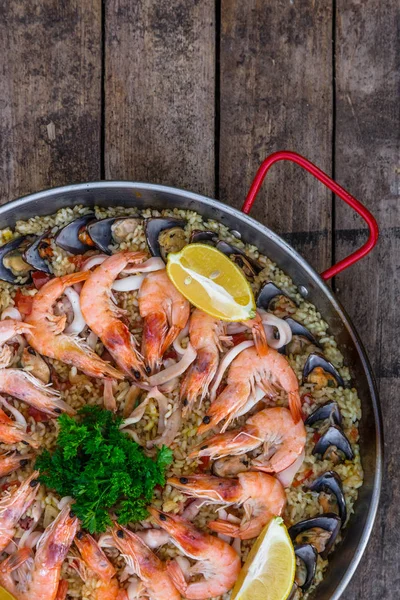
[334,1,399,597]
[219,0,333,273]
[104,0,215,197]
[0,0,102,203]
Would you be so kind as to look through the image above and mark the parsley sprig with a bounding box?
[35,405,173,533]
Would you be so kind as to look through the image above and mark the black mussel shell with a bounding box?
[313,426,354,461]
[88,216,143,254]
[216,240,262,273]
[309,471,347,523]
[294,544,318,590]
[189,230,218,244]
[0,237,32,284]
[303,353,345,388]
[256,281,297,311]
[284,318,320,346]
[54,214,96,254]
[145,218,186,259]
[23,231,53,274]
[305,401,342,427]
[288,513,341,558]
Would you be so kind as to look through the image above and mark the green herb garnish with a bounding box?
[35,405,173,533]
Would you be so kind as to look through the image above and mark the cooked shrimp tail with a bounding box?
[149,507,241,599]
[0,408,39,448]
[25,272,124,380]
[0,319,34,346]
[0,470,40,553]
[74,532,116,583]
[0,547,33,597]
[0,451,34,477]
[243,312,269,356]
[0,368,75,417]
[80,251,148,379]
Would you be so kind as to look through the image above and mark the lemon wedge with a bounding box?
[0,587,17,600]
[166,243,256,321]
[232,517,296,600]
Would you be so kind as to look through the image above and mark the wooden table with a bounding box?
[0,1,398,597]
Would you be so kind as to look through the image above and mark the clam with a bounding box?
[305,401,342,427]
[284,318,321,355]
[54,214,96,254]
[303,353,344,389]
[189,230,217,244]
[294,544,318,591]
[87,217,143,254]
[0,237,32,284]
[211,455,249,478]
[145,218,186,260]
[309,471,347,523]
[313,425,354,462]
[23,231,53,274]
[256,282,297,314]
[288,513,341,558]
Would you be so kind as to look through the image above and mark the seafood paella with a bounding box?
[0,204,363,600]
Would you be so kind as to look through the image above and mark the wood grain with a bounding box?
[0,0,102,203]
[219,0,333,273]
[334,1,399,597]
[104,0,215,197]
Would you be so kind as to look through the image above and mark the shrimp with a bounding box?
[149,507,241,599]
[0,368,75,417]
[180,309,228,416]
[242,311,269,356]
[0,547,33,598]
[168,471,286,540]
[0,451,34,477]
[16,503,79,600]
[0,407,38,448]
[0,470,40,552]
[0,319,34,346]
[74,532,127,600]
[110,523,180,600]
[191,407,306,474]
[80,251,149,380]
[198,345,302,434]
[25,271,123,380]
[138,270,190,372]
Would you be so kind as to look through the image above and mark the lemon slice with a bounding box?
[0,587,17,600]
[232,517,296,600]
[166,243,256,321]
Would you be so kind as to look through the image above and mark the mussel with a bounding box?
[189,230,217,244]
[284,317,321,355]
[303,353,345,389]
[288,513,341,558]
[87,217,143,254]
[211,455,249,477]
[256,282,297,314]
[313,426,354,462]
[215,241,262,275]
[54,214,96,254]
[294,544,318,591]
[309,471,347,523]
[0,237,32,284]
[145,218,186,260]
[305,401,342,427]
[23,231,53,274]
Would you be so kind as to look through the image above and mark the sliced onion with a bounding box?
[209,340,254,401]
[218,532,232,543]
[234,385,266,418]
[1,307,22,321]
[135,529,170,549]
[127,577,143,599]
[147,406,182,449]
[63,287,86,335]
[103,378,117,412]
[98,533,115,548]
[276,449,305,488]
[123,429,144,445]
[232,537,241,555]
[112,274,145,292]
[86,331,98,350]
[258,309,292,349]
[173,324,189,356]
[122,257,165,274]
[121,398,150,427]
[181,498,204,521]
[148,344,197,387]
[174,555,191,580]
[19,500,43,549]
[0,395,27,429]
[81,254,108,271]
[227,513,241,524]
[57,496,74,511]
[159,358,179,393]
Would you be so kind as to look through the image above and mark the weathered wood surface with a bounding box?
[219,0,333,274]
[334,1,399,598]
[0,1,398,597]
[104,0,215,197]
[0,0,102,202]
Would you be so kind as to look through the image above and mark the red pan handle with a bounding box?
[241,150,379,280]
